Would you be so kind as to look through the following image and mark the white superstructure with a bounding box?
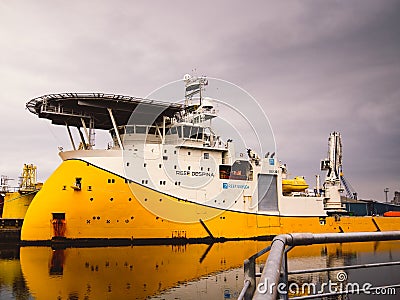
[52,76,347,218]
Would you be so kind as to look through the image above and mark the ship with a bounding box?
[21,76,400,243]
[0,164,41,241]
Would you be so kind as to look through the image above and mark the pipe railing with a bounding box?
[239,231,400,300]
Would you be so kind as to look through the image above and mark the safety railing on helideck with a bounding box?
[238,231,400,300]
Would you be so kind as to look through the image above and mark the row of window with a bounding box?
[158,181,181,186]
[127,151,210,160]
[119,125,212,141]
[126,152,211,169]
[163,165,212,172]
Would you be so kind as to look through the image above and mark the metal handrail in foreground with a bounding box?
[239,231,400,300]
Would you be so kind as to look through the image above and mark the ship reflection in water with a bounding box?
[0,241,399,299]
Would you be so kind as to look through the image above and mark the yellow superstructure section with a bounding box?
[21,159,400,242]
[2,191,36,219]
[1,164,41,219]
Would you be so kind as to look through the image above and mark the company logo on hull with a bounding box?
[223,183,250,189]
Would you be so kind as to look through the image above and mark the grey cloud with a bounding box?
[0,0,399,201]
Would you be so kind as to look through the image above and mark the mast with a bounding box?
[183,74,208,107]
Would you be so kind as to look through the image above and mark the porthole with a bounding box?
[90,197,94,201]
[110,197,114,201]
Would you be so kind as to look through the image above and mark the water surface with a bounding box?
[0,241,399,299]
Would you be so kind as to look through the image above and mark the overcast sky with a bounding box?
[0,0,399,201]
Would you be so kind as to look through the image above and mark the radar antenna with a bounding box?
[183,74,208,106]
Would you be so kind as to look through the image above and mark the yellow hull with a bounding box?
[21,159,400,242]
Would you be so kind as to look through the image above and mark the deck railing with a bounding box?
[238,231,400,300]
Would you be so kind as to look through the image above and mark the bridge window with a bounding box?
[125,126,135,134]
[181,125,203,140]
[167,127,178,135]
[183,126,191,138]
[135,126,147,134]
[148,126,157,135]
[177,126,183,138]
[190,127,199,139]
